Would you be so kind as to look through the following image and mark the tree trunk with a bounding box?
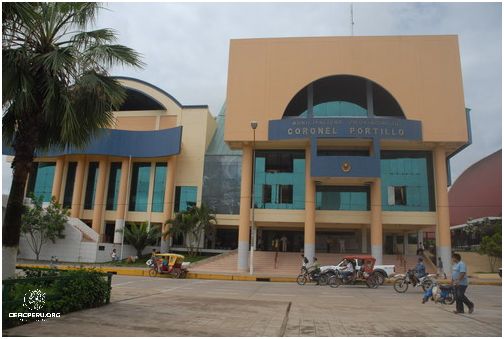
[2,126,37,278]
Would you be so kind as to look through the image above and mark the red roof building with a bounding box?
[449,150,502,226]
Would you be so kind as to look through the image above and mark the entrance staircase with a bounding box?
[189,251,436,277]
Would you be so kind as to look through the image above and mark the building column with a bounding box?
[51,157,65,203]
[114,158,130,244]
[161,157,177,252]
[418,230,424,247]
[370,179,383,264]
[304,145,316,264]
[92,158,108,237]
[403,231,408,255]
[361,225,368,253]
[70,159,86,218]
[237,144,252,271]
[434,146,452,275]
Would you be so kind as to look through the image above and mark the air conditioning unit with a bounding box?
[23,197,32,205]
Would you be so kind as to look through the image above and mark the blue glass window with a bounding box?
[380,151,435,211]
[300,101,368,118]
[63,162,77,208]
[151,163,167,212]
[174,186,197,212]
[84,162,99,209]
[254,151,305,209]
[129,162,151,212]
[316,186,369,211]
[106,162,122,210]
[27,162,56,202]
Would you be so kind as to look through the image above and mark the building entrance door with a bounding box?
[260,229,303,252]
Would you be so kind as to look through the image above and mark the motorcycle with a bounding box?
[393,269,435,293]
[328,269,380,289]
[297,267,323,285]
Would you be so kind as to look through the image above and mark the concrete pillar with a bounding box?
[161,157,177,252]
[92,159,108,237]
[237,144,252,271]
[370,179,383,264]
[304,145,316,263]
[114,158,130,244]
[403,231,408,255]
[418,230,424,247]
[51,157,65,203]
[70,158,86,218]
[434,146,452,275]
[361,225,368,253]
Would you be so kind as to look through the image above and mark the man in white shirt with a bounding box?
[341,259,354,280]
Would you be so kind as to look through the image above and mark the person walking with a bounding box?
[110,249,119,262]
[437,257,447,279]
[339,239,346,253]
[280,235,288,252]
[451,252,474,314]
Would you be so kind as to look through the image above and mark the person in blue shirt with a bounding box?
[414,257,426,279]
[451,252,474,314]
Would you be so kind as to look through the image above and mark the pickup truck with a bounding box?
[320,256,395,285]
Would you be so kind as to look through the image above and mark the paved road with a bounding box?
[4,275,502,337]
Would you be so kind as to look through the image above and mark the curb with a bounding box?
[15,264,501,285]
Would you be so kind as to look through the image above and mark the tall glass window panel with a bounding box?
[106,162,122,210]
[63,162,77,208]
[84,162,99,209]
[129,162,151,212]
[380,151,435,211]
[254,150,305,209]
[174,186,197,212]
[316,186,369,211]
[151,163,167,212]
[27,162,56,202]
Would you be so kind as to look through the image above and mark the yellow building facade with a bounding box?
[222,35,469,271]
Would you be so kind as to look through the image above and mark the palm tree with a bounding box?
[122,222,161,258]
[193,204,217,250]
[2,3,144,278]
[165,210,199,256]
[164,205,217,256]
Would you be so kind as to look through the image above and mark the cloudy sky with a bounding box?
[2,2,502,193]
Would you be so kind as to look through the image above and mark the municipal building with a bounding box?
[6,36,471,271]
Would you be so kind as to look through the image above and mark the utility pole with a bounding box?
[350,3,355,36]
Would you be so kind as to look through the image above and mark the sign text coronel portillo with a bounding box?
[268,117,422,141]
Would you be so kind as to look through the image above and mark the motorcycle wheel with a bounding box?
[319,274,329,285]
[366,274,379,289]
[296,274,307,286]
[148,268,158,277]
[329,276,342,288]
[393,278,409,293]
[376,273,385,285]
[445,292,455,305]
[422,278,434,292]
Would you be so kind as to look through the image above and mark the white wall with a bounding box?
[18,221,160,263]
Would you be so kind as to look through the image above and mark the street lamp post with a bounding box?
[250,121,258,275]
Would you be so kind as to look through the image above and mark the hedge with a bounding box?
[3,268,112,329]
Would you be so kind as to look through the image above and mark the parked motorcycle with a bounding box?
[328,269,380,289]
[393,269,435,293]
[296,268,323,285]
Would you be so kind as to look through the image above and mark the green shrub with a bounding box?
[3,268,111,329]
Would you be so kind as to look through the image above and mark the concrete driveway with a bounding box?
[4,275,502,337]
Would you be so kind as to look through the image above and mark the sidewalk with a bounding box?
[15,262,502,285]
